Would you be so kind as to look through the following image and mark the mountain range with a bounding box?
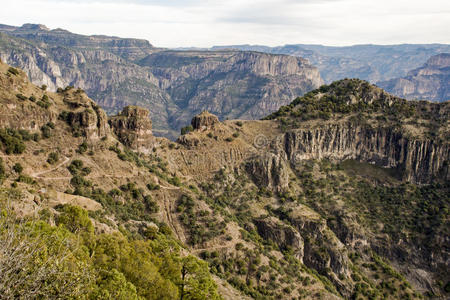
[1,59,449,299]
[0,24,322,139]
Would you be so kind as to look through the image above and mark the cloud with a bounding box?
[1,0,449,47]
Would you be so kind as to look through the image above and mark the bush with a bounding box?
[16,174,34,184]
[77,142,88,154]
[147,183,160,190]
[40,124,52,139]
[29,95,36,102]
[7,67,20,76]
[37,94,51,109]
[56,204,94,234]
[47,152,59,165]
[41,84,47,91]
[181,125,194,135]
[0,158,5,183]
[0,128,26,154]
[16,94,27,101]
[13,163,23,174]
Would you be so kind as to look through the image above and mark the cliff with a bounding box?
[280,124,449,184]
[0,24,323,139]
[379,53,450,102]
[109,106,155,153]
[1,61,449,299]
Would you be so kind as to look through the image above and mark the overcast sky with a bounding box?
[1,0,449,47]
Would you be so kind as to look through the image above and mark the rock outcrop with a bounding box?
[0,24,323,139]
[191,111,219,131]
[245,152,290,192]
[62,90,110,140]
[276,124,449,184]
[379,53,450,102]
[254,216,304,259]
[109,106,154,153]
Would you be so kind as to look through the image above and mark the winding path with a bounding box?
[31,156,70,178]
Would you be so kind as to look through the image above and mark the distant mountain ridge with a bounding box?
[211,44,450,85]
[378,53,450,102]
[0,24,323,139]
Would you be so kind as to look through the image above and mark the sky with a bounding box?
[1,0,449,48]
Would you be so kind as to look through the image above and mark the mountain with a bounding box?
[378,53,450,102]
[211,44,450,84]
[0,24,323,139]
[1,61,449,299]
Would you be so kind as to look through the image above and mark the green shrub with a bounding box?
[0,158,5,183]
[40,124,52,139]
[16,94,27,101]
[28,95,36,102]
[41,84,47,91]
[13,163,23,174]
[77,142,88,154]
[7,67,19,76]
[55,204,94,234]
[181,125,194,135]
[147,183,160,190]
[47,152,59,165]
[0,128,26,154]
[16,174,34,184]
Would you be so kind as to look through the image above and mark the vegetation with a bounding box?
[7,67,19,76]
[0,128,29,154]
[47,152,59,164]
[37,94,52,109]
[181,125,194,135]
[0,190,221,299]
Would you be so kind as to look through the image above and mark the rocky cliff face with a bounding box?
[379,53,450,102]
[1,63,449,299]
[109,106,154,153]
[278,124,449,184]
[213,44,450,84]
[0,24,323,139]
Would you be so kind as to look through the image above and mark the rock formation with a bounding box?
[191,111,219,131]
[379,53,450,102]
[278,124,449,184]
[109,106,154,153]
[0,24,323,139]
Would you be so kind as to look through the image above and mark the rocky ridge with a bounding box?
[0,24,323,139]
[212,44,450,85]
[1,61,449,299]
[379,53,450,102]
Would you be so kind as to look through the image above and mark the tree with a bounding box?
[56,204,94,234]
[0,203,93,298]
[179,256,221,300]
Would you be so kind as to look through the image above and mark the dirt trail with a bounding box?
[31,157,70,178]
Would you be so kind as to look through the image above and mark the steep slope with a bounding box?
[0,24,323,139]
[212,44,450,84]
[139,50,322,130]
[1,62,448,299]
[378,53,450,102]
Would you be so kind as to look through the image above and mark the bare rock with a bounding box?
[254,216,304,260]
[191,111,219,131]
[109,106,154,153]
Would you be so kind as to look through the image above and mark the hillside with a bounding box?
[1,61,449,299]
[0,24,323,139]
[379,53,450,102]
[211,44,450,84]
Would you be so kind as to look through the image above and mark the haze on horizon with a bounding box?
[2,0,449,48]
